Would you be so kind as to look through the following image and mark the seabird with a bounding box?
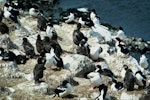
[29,7,40,17]
[64,12,75,23]
[87,71,102,89]
[76,39,90,57]
[0,9,3,22]
[46,22,58,40]
[22,37,35,58]
[111,79,124,91]
[33,57,46,84]
[123,67,135,91]
[135,70,146,89]
[73,23,88,46]
[115,37,129,57]
[96,65,116,79]
[37,13,48,31]
[53,80,73,97]
[116,27,127,40]
[3,2,21,29]
[89,46,103,61]
[36,34,45,56]
[139,47,149,70]
[78,16,94,27]
[0,22,9,34]
[96,84,111,100]
[0,47,17,61]
[53,54,64,70]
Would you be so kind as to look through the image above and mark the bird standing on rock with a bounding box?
[33,57,46,84]
[53,80,73,97]
[36,34,45,56]
[46,22,58,40]
[73,23,88,46]
[123,66,135,91]
[22,37,35,58]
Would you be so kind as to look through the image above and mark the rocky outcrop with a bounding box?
[17,81,53,95]
[120,91,143,100]
[63,54,95,77]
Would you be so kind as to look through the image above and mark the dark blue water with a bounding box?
[56,0,150,67]
[57,0,150,41]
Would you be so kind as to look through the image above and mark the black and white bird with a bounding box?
[87,71,102,89]
[33,57,46,84]
[53,54,64,70]
[29,7,40,17]
[96,65,116,79]
[135,70,146,89]
[123,68,135,91]
[111,79,124,91]
[78,16,94,28]
[43,36,52,53]
[22,37,35,58]
[46,22,58,40]
[0,9,3,22]
[139,47,149,70]
[53,80,73,97]
[116,27,127,40]
[115,37,129,57]
[73,23,88,46]
[37,13,48,31]
[3,2,21,29]
[76,39,90,57]
[89,45,103,61]
[0,47,17,61]
[36,34,45,56]
[96,84,111,100]
[60,11,75,23]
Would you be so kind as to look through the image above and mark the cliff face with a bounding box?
[0,5,150,100]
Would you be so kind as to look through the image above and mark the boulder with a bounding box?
[63,54,95,77]
[0,34,17,49]
[17,81,52,94]
[120,91,142,100]
[0,61,25,78]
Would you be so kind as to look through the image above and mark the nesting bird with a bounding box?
[22,37,35,58]
[29,7,40,17]
[36,34,45,56]
[37,13,48,31]
[73,23,88,46]
[61,12,75,23]
[76,39,90,57]
[87,71,102,89]
[78,16,94,28]
[139,47,149,70]
[46,22,58,40]
[123,67,135,91]
[53,80,73,97]
[111,79,124,91]
[3,2,21,29]
[33,57,46,84]
[116,27,127,40]
[135,70,146,89]
[96,84,111,100]
[0,22,9,34]
[115,37,129,57]
[0,47,17,61]
[89,45,103,61]
[96,65,116,79]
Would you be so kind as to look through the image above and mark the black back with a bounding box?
[124,69,135,91]
[0,22,9,34]
[22,38,35,58]
[37,14,47,31]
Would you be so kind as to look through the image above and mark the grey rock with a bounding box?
[63,54,95,77]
